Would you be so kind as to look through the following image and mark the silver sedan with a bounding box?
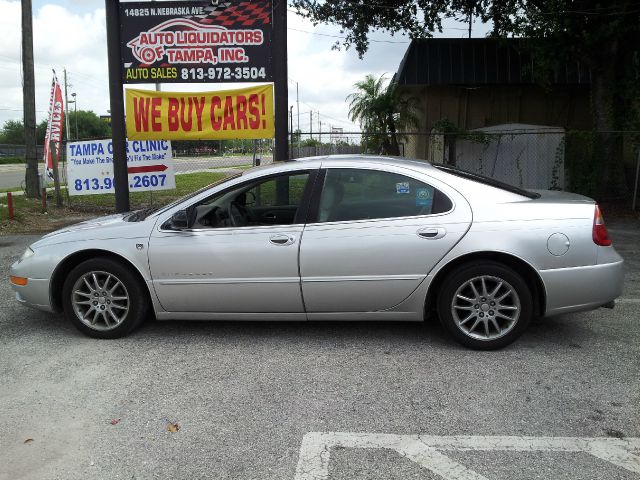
[10,156,624,349]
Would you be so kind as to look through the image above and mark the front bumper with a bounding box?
[10,261,54,313]
[541,259,625,317]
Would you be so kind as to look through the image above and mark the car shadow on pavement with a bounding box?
[129,312,599,352]
[3,302,617,353]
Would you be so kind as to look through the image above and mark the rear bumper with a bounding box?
[541,259,625,317]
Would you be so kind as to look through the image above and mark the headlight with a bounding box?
[20,247,35,262]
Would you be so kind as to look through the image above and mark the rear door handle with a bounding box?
[269,234,296,246]
[417,227,446,240]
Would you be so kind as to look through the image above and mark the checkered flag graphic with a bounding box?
[191,1,271,27]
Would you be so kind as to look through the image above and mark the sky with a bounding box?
[0,0,490,139]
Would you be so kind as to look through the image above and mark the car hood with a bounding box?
[32,213,155,248]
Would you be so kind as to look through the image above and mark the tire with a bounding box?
[437,261,533,350]
[62,257,149,339]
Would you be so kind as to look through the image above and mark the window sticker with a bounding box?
[396,182,410,194]
[416,187,434,207]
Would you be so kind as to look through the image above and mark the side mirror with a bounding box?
[168,210,190,230]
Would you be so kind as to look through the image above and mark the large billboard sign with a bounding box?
[125,84,274,140]
[67,139,176,196]
[120,1,272,84]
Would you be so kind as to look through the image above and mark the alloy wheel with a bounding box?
[71,270,130,331]
[451,275,521,341]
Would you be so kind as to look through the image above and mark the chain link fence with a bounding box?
[3,129,640,212]
[0,144,45,159]
[325,128,640,206]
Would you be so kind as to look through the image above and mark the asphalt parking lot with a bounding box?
[1,220,639,480]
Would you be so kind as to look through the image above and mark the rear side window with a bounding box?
[316,168,452,223]
[433,164,540,199]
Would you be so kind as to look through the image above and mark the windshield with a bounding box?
[152,172,243,217]
[433,164,540,199]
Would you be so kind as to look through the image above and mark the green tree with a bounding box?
[292,0,640,196]
[1,110,110,147]
[66,110,111,140]
[0,120,26,144]
[36,120,48,145]
[347,74,418,155]
[300,138,322,147]
[0,119,48,146]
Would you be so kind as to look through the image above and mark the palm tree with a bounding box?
[347,74,418,155]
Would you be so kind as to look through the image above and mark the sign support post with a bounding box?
[105,0,130,213]
[272,0,289,162]
[50,140,62,207]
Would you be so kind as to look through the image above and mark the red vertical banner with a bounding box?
[43,72,64,181]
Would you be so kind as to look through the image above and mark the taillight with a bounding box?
[593,204,612,246]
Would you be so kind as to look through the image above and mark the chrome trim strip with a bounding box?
[158,274,425,285]
[157,277,300,285]
[301,274,425,283]
[158,224,306,234]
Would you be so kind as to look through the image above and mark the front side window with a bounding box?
[189,172,311,228]
[316,169,452,223]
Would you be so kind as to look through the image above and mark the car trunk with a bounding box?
[528,189,595,204]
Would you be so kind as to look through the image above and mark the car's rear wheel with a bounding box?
[62,258,149,339]
[437,262,533,349]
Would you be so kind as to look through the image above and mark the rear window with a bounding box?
[433,164,540,199]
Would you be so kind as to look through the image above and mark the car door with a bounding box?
[299,166,472,313]
[148,170,315,314]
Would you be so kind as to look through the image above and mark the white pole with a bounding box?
[296,82,299,139]
[63,68,70,141]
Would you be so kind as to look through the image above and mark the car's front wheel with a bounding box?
[437,262,533,349]
[62,257,149,339]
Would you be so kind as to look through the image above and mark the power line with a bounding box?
[290,2,637,15]
[288,26,410,43]
[0,107,47,113]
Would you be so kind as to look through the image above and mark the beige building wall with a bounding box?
[400,84,591,160]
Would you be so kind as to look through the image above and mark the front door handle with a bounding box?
[417,227,446,240]
[269,234,296,246]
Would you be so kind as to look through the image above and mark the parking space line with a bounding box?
[389,438,490,480]
[294,433,640,480]
[617,298,640,304]
[295,433,490,480]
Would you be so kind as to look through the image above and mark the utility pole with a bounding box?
[310,111,313,141]
[319,120,322,144]
[21,0,39,198]
[296,82,299,139]
[317,111,320,140]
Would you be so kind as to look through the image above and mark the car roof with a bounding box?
[298,154,436,170]
[248,155,438,175]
